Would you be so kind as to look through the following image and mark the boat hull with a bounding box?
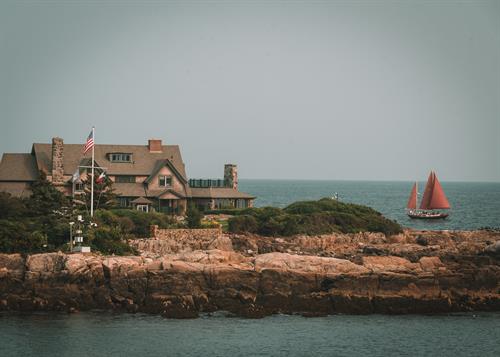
[407,212,449,220]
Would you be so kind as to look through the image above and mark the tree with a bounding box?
[77,170,117,212]
[0,192,27,219]
[27,171,67,216]
[24,171,70,249]
[186,203,202,228]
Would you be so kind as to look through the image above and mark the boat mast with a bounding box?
[415,181,418,213]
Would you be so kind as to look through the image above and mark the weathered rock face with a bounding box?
[0,230,499,318]
[230,230,500,261]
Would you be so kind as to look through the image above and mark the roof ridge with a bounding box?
[33,143,179,147]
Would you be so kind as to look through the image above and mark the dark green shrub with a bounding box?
[89,227,137,256]
[228,215,258,233]
[186,204,202,228]
[227,198,402,237]
[0,220,47,253]
[109,209,176,237]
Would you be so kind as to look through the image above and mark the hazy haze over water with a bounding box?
[1,1,499,182]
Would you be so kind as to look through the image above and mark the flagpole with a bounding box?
[90,126,95,218]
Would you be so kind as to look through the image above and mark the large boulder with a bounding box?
[484,241,500,256]
[362,256,421,274]
[255,253,369,275]
[26,253,65,273]
[0,254,25,280]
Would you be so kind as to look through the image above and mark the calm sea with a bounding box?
[239,179,500,231]
[1,180,499,356]
[0,312,499,357]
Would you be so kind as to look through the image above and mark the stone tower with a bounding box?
[51,137,64,184]
[224,164,238,190]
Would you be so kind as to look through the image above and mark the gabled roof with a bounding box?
[114,183,186,199]
[189,187,255,199]
[0,154,39,181]
[31,143,187,180]
[144,159,188,184]
[155,188,186,199]
[131,196,153,204]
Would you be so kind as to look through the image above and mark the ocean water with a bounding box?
[0,312,499,357]
[239,179,500,231]
[1,180,499,356]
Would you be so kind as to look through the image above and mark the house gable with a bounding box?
[145,161,187,195]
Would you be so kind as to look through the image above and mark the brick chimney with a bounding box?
[51,137,64,184]
[148,139,162,153]
[224,164,238,190]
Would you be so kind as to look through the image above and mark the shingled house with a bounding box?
[0,138,255,214]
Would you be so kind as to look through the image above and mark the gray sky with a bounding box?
[1,0,499,182]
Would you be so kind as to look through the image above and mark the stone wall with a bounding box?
[129,226,232,255]
[149,225,222,240]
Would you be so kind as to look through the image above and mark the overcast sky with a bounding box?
[1,1,499,182]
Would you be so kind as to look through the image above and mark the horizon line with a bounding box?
[237,178,500,184]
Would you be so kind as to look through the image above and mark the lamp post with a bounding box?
[69,221,75,252]
[70,215,93,253]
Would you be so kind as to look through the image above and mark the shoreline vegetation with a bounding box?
[0,173,403,255]
[226,198,402,237]
[0,175,499,317]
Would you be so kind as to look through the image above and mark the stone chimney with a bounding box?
[148,139,162,153]
[51,137,64,184]
[224,164,238,190]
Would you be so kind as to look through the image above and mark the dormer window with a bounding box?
[109,153,132,163]
[159,175,172,187]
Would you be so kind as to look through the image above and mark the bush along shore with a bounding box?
[0,173,207,255]
[226,198,403,237]
[1,179,499,317]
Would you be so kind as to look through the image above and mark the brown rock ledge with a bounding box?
[0,230,499,318]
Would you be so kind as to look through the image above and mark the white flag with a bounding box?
[72,168,80,183]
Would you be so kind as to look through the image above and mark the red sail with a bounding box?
[419,171,450,210]
[407,182,417,209]
[428,173,450,209]
[419,171,434,210]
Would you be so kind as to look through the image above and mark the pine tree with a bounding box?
[78,171,117,212]
[27,171,67,216]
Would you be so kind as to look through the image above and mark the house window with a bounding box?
[109,153,132,163]
[215,199,233,209]
[115,175,136,183]
[136,204,149,212]
[118,197,133,208]
[75,183,85,193]
[159,175,172,187]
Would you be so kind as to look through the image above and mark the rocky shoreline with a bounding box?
[1,230,499,318]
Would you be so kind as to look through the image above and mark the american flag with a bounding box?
[83,129,94,154]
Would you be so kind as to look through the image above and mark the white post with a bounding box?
[90,127,95,217]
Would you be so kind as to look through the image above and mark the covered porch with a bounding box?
[131,196,154,212]
[155,190,187,215]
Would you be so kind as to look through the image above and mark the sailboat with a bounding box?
[406,171,450,219]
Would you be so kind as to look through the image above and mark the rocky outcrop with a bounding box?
[0,230,499,317]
